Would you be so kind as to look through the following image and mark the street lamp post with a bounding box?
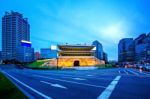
[57,58,58,69]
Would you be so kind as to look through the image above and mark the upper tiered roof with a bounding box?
[58,44,95,51]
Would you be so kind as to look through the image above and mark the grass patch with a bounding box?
[0,72,28,99]
[27,61,61,70]
[27,61,45,67]
[95,64,114,69]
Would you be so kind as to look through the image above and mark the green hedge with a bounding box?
[29,66,62,70]
[95,64,113,69]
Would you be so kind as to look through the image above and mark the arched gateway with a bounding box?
[56,44,105,67]
[74,60,80,66]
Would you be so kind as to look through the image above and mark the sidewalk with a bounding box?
[62,66,98,70]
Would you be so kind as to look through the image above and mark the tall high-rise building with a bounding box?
[92,40,103,60]
[2,11,33,62]
[103,52,108,63]
[118,33,150,64]
[134,33,150,63]
[118,38,135,63]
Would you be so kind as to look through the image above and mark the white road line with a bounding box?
[131,69,150,76]
[87,75,93,76]
[118,70,121,74]
[40,81,67,89]
[36,70,120,77]
[73,78,86,80]
[2,71,52,99]
[60,76,112,81]
[123,70,129,75]
[97,76,121,99]
[0,70,35,99]
[140,72,150,76]
[126,69,139,76]
[34,75,106,89]
[34,73,112,81]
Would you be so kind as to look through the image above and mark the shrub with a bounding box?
[95,64,113,69]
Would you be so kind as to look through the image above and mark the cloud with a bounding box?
[92,21,128,43]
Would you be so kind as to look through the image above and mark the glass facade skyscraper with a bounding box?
[118,33,150,64]
[92,40,103,60]
[118,38,135,63]
[92,40,108,62]
[2,11,33,62]
[134,34,150,63]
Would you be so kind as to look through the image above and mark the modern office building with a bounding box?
[16,40,34,63]
[35,52,41,60]
[2,11,34,63]
[92,40,103,60]
[40,48,57,59]
[118,33,150,64]
[144,33,150,62]
[134,33,150,63]
[0,51,2,64]
[103,52,108,63]
[0,51,2,60]
[118,38,135,63]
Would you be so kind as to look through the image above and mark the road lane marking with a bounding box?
[31,70,121,77]
[73,78,86,80]
[34,75,107,89]
[126,69,139,76]
[60,76,112,81]
[140,72,150,76]
[0,69,35,99]
[41,81,67,89]
[2,71,52,99]
[12,69,114,81]
[118,70,121,74]
[33,72,112,81]
[87,75,93,76]
[130,69,150,76]
[97,76,121,99]
[123,70,129,75]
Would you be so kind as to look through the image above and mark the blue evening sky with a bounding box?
[0,0,150,60]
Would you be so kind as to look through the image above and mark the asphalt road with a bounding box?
[1,65,150,99]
